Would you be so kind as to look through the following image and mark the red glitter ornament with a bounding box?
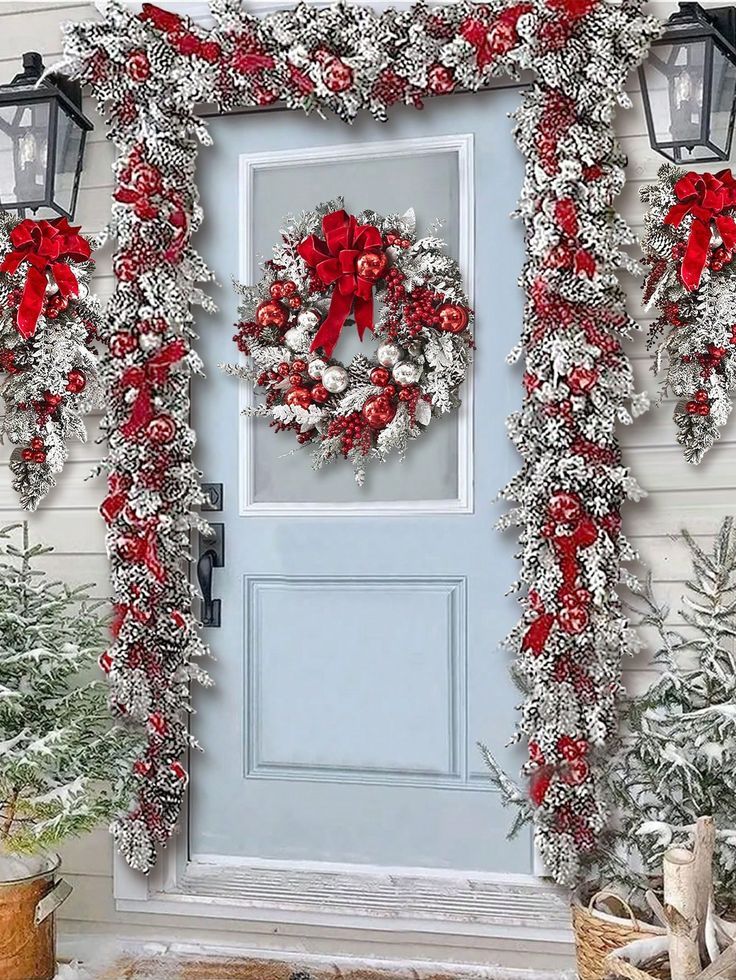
[361,394,397,429]
[255,301,288,329]
[356,250,388,281]
[126,50,151,82]
[370,366,391,387]
[146,414,177,444]
[427,64,455,95]
[285,387,313,408]
[437,303,469,333]
[322,57,354,92]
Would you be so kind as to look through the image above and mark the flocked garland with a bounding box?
[60,0,659,881]
[0,215,101,511]
[642,165,736,464]
[225,201,473,485]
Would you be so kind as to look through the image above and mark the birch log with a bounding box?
[693,816,715,964]
[665,846,702,980]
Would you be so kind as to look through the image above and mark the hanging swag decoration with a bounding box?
[642,165,736,464]
[0,213,101,510]
[60,0,658,881]
[225,202,473,485]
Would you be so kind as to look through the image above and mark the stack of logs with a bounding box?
[607,818,736,980]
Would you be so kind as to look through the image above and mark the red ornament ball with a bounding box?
[255,301,288,329]
[285,387,313,409]
[437,303,469,333]
[311,383,330,404]
[146,414,177,444]
[370,366,391,387]
[292,359,308,372]
[361,394,397,429]
[31,450,46,463]
[427,64,455,95]
[126,50,151,82]
[281,281,297,297]
[110,332,138,358]
[547,491,582,524]
[30,437,44,450]
[44,391,63,408]
[567,366,598,395]
[66,369,87,393]
[270,281,285,300]
[323,58,354,92]
[356,250,388,281]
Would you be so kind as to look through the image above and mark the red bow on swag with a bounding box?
[665,169,736,291]
[297,209,385,358]
[0,218,91,338]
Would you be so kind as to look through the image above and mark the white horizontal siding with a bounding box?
[3,0,728,959]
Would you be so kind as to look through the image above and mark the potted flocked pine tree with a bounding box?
[0,522,137,980]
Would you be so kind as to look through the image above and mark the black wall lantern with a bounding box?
[639,3,736,164]
[0,52,93,220]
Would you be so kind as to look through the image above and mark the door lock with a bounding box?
[197,523,224,628]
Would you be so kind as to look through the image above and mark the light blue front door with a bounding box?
[191,87,530,874]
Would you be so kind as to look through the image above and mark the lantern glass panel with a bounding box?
[0,98,50,209]
[54,102,85,218]
[710,41,736,157]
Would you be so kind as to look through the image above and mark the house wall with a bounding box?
[1,0,729,969]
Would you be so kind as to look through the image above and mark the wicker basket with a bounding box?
[572,890,667,980]
[604,947,670,980]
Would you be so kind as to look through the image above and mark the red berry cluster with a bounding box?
[0,348,21,374]
[371,69,409,107]
[402,286,443,336]
[326,412,372,457]
[696,342,728,378]
[233,320,263,355]
[685,389,710,415]
[21,435,46,464]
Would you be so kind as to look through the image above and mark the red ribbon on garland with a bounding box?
[297,209,383,358]
[0,217,91,338]
[665,169,736,291]
[120,338,187,438]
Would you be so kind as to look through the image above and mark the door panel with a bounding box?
[191,88,530,874]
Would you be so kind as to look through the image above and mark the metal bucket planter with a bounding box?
[0,854,72,980]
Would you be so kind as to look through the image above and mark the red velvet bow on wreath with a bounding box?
[297,209,386,358]
[0,217,91,338]
[665,169,736,291]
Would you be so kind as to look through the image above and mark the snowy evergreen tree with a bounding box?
[0,522,138,856]
[598,519,736,905]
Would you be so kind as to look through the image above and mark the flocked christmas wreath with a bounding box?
[642,166,736,463]
[0,215,101,510]
[225,202,473,484]
[59,0,660,881]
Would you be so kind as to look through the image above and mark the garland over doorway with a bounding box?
[61,0,659,882]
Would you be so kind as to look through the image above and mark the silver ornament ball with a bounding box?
[321,364,349,394]
[307,357,327,380]
[75,281,89,301]
[376,341,403,368]
[297,308,321,331]
[392,360,423,386]
[45,277,59,296]
[284,327,306,350]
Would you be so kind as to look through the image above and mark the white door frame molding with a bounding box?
[237,134,475,517]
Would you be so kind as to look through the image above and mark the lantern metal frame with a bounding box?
[0,51,93,220]
[639,2,736,164]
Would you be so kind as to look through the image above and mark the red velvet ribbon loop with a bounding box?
[297,209,383,358]
[120,338,187,438]
[0,217,91,338]
[665,169,736,291]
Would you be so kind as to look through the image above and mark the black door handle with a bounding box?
[197,547,221,628]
